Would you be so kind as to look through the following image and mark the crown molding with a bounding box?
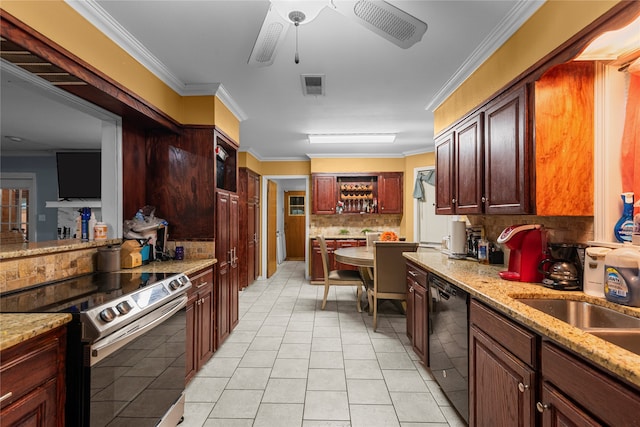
[65,0,247,122]
[425,0,545,111]
[305,152,405,159]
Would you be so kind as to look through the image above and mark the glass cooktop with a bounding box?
[0,272,183,314]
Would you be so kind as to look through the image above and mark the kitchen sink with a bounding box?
[515,298,640,355]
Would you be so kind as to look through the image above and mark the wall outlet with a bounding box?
[38,214,46,222]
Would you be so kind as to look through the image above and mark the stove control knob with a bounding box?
[116,301,133,315]
[169,280,180,290]
[99,307,117,323]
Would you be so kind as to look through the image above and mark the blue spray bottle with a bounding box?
[614,192,635,242]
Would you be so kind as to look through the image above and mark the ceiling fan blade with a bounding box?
[248,3,291,67]
[331,1,427,49]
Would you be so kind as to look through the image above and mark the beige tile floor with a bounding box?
[182,261,466,427]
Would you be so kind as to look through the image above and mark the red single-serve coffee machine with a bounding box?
[497,224,546,282]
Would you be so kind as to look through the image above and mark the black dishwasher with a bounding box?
[428,273,469,423]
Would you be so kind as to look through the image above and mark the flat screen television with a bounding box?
[56,151,101,199]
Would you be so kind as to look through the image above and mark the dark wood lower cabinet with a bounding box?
[406,261,428,365]
[469,300,640,427]
[469,324,535,427]
[186,267,215,384]
[0,327,66,427]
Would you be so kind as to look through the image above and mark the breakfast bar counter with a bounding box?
[403,251,640,389]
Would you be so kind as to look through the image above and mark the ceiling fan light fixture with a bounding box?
[272,1,328,24]
[308,133,396,144]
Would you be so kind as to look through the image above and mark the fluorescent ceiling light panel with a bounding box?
[308,134,395,144]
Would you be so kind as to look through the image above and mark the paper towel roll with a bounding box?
[451,220,467,255]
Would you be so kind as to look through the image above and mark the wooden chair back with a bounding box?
[317,235,330,281]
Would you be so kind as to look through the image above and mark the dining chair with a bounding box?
[365,231,382,249]
[317,235,366,312]
[370,241,419,331]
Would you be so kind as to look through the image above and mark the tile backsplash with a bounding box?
[469,215,594,244]
[310,214,402,238]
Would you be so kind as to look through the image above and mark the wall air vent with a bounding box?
[301,74,325,96]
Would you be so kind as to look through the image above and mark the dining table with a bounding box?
[334,246,375,312]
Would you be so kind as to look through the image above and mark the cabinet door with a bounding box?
[469,325,535,427]
[247,200,257,285]
[540,382,600,427]
[378,173,403,214]
[311,239,324,282]
[412,282,428,365]
[0,379,57,427]
[230,194,240,331]
[435,131,455,215]
[312,175,337,214]
[216,191,231,344]
[199,283,215,365]
[455,113,484,214]
[484,85,532,214]
[406,275,414,342]
[185,291,198,384]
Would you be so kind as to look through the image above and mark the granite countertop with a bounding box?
[0,313,72,351]
[403,251,640,389]
[124,258,217,276]
[0,258,217,352]
[0,238,122,260]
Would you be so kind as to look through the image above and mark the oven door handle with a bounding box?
[88,295,187,366]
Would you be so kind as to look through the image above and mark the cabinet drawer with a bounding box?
[541,341,640,427]
[0,335,60,408]
[406,262,427,288]
[189,268,214,296]
[470,299,537,367]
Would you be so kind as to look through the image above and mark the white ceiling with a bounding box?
[0,0,543,159]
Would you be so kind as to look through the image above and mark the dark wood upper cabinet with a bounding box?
[312,174,337,214]
[435,113,484,215]
[435,131,455,215]
[484,85,532,214]
[378,172,403,214]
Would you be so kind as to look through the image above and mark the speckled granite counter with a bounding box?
[0,313,72,351]
[0,238,121,260]
[124,258,216,276]
[403,251,640,389]
[0,258,216,352]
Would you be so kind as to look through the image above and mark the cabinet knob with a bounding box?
[518,382,529,393]
[452,198,456,204]
[481,196,487,203]
[536,402,549,413]
[409,286,414,293]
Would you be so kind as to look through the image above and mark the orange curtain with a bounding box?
[621,64,640,214]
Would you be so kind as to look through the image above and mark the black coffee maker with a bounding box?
[537,243,586,290]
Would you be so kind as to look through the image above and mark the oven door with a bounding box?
[85,295,187,427]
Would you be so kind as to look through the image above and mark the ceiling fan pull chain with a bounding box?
[294,22,300,64]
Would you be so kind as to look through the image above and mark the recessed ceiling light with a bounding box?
[308,134,396,144]
[5,136,23,142]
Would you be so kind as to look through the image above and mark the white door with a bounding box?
[416,168,451,245]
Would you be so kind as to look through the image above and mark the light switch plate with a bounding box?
[38,214,46,222]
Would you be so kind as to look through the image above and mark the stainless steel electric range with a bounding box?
[1,271,192,427]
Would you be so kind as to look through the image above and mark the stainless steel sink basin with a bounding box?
[516,298,640,329]
[516,298,640,355]
[589,329,640,355]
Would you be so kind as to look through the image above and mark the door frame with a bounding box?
[261,175,310,279]
[0,173,37,241]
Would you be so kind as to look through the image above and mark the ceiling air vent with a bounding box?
[301,74,325,96]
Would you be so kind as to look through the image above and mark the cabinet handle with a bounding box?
[408,271,417,277]
[196,281,208,288]
[518,382,529,393]
[409,286,414,293]
[0,392,12,403]
[536,402,549,413]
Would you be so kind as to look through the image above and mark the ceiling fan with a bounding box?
[248,0,428,67]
